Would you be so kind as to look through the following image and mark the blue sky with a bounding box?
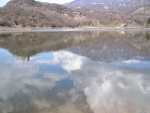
[0,0,74,7]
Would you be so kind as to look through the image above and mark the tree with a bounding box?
[146,17,150,27]
[147,17,150,24]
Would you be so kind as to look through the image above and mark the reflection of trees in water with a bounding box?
[146,32,150,40]
[0,31,150,62]
[0,31,150,113]
[0,31,103,59]
[69,31,150,62]
[0,32,77,60]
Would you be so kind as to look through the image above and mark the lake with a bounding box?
[0,30,150,113]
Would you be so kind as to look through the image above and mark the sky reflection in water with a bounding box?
[0,31,150,113]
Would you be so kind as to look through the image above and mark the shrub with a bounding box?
[0,20,13,27]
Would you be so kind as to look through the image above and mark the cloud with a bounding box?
[0,0,9,7]
[70,58,150,113]
[0,50,89,113]
[0,51,76,101]
[122,59,141,64]
[0,49,150,113]
[52,51,85,72]
[0,101,14,113]
[31,50,85,72]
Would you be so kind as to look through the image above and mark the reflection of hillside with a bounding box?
[0,32,77,59]
[127,32,150,50]
[0,31,105,60]
[69,31,150,62]
[0,31,150,62]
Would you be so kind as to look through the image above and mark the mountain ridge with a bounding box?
[0,0,149,29]
[65,0,150,13]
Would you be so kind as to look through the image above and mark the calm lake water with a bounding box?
[0,30,150,113]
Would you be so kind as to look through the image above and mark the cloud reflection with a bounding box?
[0,49,150,113]
[0,50,90,113]
[70,57,150,113]
[30,51,85,72]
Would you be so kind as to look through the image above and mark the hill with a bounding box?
[125,4,150,26]
[0,0,149,28]
[0,0,92,28]
[65,0,150,27]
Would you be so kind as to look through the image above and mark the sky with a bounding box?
[0,0,74,7]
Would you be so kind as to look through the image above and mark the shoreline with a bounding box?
[0,27,150,33]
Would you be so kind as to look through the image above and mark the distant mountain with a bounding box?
[125,4,150,25]
[65,0,150,13]
[65,0,150,27]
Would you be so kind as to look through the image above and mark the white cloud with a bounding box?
[0,49,150,113]
[1,0,9,2]
[70,60,150,113]
[52,51,85,72]
[122,59,141,64]
[0,0,9,7]
[0,51,73,101]
[31,50,85,72]
[0,50,85,109]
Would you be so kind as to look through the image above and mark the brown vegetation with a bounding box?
[0,0,149,28]
[0,0,92,28]
[0,31,150,62]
